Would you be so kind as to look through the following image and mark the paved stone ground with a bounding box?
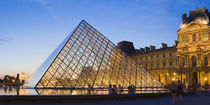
[0,93,209,105]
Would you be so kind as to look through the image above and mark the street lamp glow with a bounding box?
[172,78,176,81]
[204,77,208,81]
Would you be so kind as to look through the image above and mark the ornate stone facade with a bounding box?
[176,7,210,87]
[118,7,210,87]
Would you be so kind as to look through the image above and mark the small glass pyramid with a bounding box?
[29,20,163,88]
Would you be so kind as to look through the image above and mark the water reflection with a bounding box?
[0,87,169,96]
[1,86,21,95]
[0,86,37,95]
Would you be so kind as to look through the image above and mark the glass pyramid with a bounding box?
[29,20,163,88]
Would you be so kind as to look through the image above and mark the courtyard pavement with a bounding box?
[0,93,209,105]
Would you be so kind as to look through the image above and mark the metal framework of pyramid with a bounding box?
[29,20,163,88]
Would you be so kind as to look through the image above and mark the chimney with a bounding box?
[150,45,156,51]
[140,48,145,52]
[162,43,168,49]
[145,47,150,52]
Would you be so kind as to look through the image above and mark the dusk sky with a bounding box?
[0,0,209,75]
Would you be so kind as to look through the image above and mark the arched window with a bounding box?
[182,35,187,43]
[192,34,196,42]
[192,56,197,67]
[204,32,208,41]
[204,56,208,66]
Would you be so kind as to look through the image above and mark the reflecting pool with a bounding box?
[0,87,169,96]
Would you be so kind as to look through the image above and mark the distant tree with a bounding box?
[4,75,10,84]
[3,75,16,86]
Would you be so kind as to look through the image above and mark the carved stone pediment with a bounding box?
[178,22,208,33]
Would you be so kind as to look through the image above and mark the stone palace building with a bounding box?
[118,7,210,87]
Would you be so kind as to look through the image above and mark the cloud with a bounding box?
[0,38,7,46]
[33,0,53,11]
[0,39,6,41]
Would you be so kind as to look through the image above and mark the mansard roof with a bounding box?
[180,7,210,29]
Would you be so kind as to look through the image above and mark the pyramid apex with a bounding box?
[81,19,87,22]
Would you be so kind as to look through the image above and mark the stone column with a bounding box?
[186,55,189,67]
[184,55,188,67]
[208,53,210,66]
[185,55,188,67]
[181,56,185,67]
[177,56,180,68]
[189,55,192,67]
[197,54,201,67]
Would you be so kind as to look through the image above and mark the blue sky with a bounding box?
[0,0,209,75]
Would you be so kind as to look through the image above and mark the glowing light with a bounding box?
[195,18,208,24]
[167,73,169,76]
[72,75,76,79]
[172,78,176,81]
[173,72,176,75]
[204,77,208,81]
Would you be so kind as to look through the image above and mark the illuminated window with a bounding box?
[204,32,208,41]
[192,34,196,42]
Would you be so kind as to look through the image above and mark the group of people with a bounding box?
[128,85,136,94]
[169,80,184,104]
[169,81,210,104]
[108,84,137,95]
[204,82,210,91]
[108,84,123,95]
[183,82,209,94]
